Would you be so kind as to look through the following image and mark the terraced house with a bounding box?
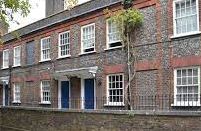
[0,0,200,110]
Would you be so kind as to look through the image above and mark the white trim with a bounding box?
[2,49,9,69]
[58,31,71,58]
[39,59,51,63]
[173,0,200,37]
[40,36,51,62]
[3,84,5,106]
[81,78,84,109]
[58,78,70,109]
[81,23,96,54]
[173,66,200,106]
[106,19,122,49]
[171,31,201,39]
[106,73,125,106]
[56,55,71,60]
[13,46,21,67]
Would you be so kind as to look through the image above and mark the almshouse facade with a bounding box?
[0,0,200,110]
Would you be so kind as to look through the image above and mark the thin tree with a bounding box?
[104,0,143,110]
[0,0,30,29]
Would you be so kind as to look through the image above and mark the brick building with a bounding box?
[0,0,200,110]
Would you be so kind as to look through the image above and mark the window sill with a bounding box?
[12,65,21,68]
[104,103,125,107]
[171,103,201,107]
[79,51,96,56]
[170,31,201,39]
[57,55,71,60]
[12,101,21,104]
[39,59,51,63]
[39,102,51,105]
[104,46,123,51]
[1,67,9,70]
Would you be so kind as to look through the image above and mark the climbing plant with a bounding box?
[104,0,143,110]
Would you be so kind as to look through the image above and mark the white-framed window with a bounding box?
[13,46,21,67]
[58,31,70,58]
[13,83,21,103]
[173,0,199,36]
[81,23,95,54]
[106,19,122,49]
[106,74,124,106]
[41,81,51,104]
[174,67,200,106]
[41,37,51,61]
[2,49,9,69]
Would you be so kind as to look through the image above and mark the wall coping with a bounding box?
[1,106,201,117]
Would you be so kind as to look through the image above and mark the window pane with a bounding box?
[59,32,70,57]
[175,0,198,35]
[176,67,199,103]
[82,24,95,53]
[42,81,50,103]
[108,74,124,104]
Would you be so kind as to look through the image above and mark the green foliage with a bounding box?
[0,0,31,27]
[112,8,143,33]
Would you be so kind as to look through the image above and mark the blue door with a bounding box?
[61,81,70,109]
[84,79,94,109]
[5,85,8,106]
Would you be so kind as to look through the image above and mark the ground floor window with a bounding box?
[13,83,21,103]
[107,74,124,106]
[41,81,51,104]
[174,67,200,106]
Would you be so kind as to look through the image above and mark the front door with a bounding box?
[5,85,8,106]
[84,79,95,109]
[61,81,70,109]
[3,84,9,106]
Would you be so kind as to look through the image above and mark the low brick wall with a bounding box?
[1,107,201,131]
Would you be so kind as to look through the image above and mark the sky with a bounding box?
[9,0,90,32]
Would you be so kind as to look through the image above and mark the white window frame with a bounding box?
[40,37,51,62]
[58,31,71,58]
[81,23,96,54]
[13,83,21,103]
[173,67,200,106]
[173,0,200,38]
[2,49,9,69]
[13,46,21,67]
[41,81,51,104]
[106,19,122,49]
[106,74,124,106]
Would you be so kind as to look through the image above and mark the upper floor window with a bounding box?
[174,67,200,106]
[81,23,95,54]
[13,46,21,67]
[173,0,199,36]
[106,19,122,49]
[107,74,124,106]
[58,31,70,58]
[2,49,9,69]
[26,41,35,65]
[13,83,21,103]
[41,81,51,104]
[41,37,51,61]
